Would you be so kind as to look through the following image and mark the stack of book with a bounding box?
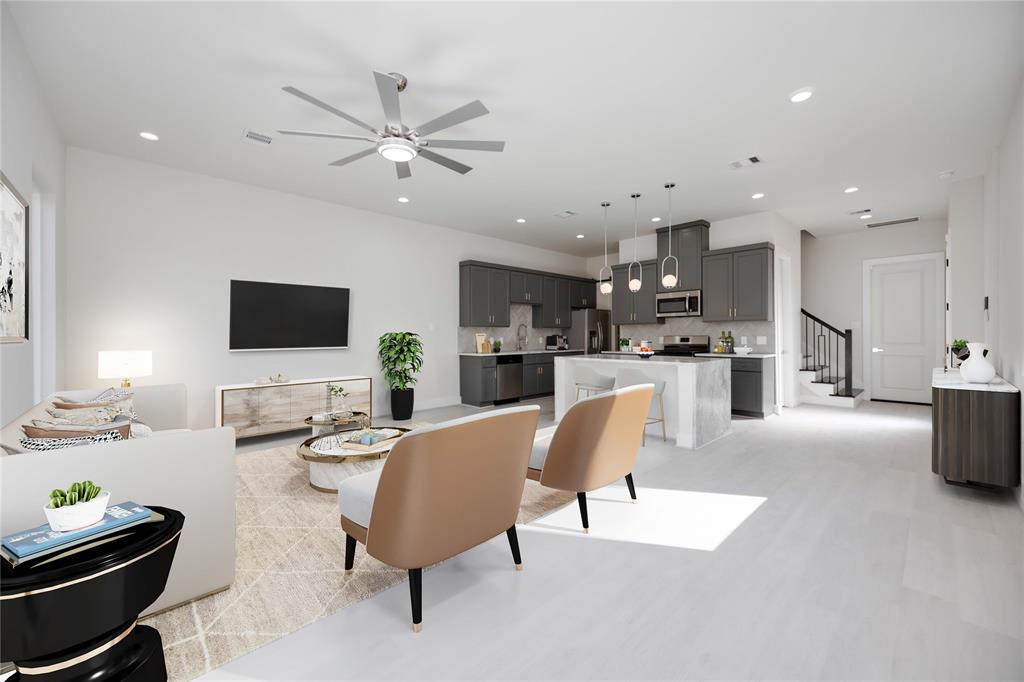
[2,502,156,568]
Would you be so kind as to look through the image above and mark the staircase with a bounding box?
[799,309,864,408]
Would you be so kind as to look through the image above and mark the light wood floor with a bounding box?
[209,400,1024,680]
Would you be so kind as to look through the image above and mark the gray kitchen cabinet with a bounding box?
[522,360,554,396]
[656,220,709,293]
[700,355,776,418]
[701,243,774,322]
[459,265,510,327]
[533,277,572,328]
[570,280,596,309]
[460,355,498,406]
[510,271,543,304]
[611,261,659,325]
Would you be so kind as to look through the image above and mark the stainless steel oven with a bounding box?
[656,290,701,317]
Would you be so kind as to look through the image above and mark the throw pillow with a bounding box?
[22,423,132,440]
[46,399,137,425]
[19,430,124,451]
[56,388,134,404]
[130,422,154,438]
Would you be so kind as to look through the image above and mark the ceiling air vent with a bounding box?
[848,208,872,216]
[241,129,273,146]
[554,210,578,219]
[729,155,762,170]
[867,217,920,229]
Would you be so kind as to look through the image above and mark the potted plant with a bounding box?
[44,480,109,531]
[378,332,424,421]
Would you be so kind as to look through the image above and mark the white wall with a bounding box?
[0,5,65,425]
[63,149,588,428]
[947,176,986,343]
[801,220,948,389]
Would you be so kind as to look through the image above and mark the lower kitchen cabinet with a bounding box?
[697,355,776,418]
[523,360,554,396]
[460,355,497,406]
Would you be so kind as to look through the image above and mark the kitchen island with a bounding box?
[554,355,731,449]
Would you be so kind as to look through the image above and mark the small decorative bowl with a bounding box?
[636,350,655,359]
[734,347,753,356]
[44,490,111,532]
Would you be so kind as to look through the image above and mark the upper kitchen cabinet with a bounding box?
[459,264,510,326]
[655,220,709,293]
[509,271,543,304]
[611,261,659,325]
[570,280,596,309]
[700,243,774,322]
[532,277,572,328]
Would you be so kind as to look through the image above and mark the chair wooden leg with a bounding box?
[577,492,589,533]
[506,526,523,570]
[625,473,637,502]
[344,533,356,573]
[659,394,667,441]
[408,568,423,632]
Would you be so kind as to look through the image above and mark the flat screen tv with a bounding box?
[229,280,349,351]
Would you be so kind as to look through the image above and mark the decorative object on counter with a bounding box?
[378,331,423,420]
[628,193,643,292]
[598,201,613,295]
[1,506,182,681]
[636,346,655,359]
[97,350,152,389]
[271,373,290,383]
[950,338,968,368]
[660,182,679,288]
[44,481,109,532]
[734,346,753,356]
[475,333,488,353]
[959,342,996,384]
[492,338,503,353]
[304,411,369,436]
[327,383,351,414]
[619,337,631,349]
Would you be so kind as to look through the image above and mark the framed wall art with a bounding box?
[1,172,28,343]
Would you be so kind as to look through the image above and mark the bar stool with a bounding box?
[573,366,616,401]
[614,368,666,445]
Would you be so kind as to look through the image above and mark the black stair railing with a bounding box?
[801,309,853,397]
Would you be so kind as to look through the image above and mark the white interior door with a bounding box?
[867,254,944,403]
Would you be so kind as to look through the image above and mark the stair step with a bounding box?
[829,387,864,398]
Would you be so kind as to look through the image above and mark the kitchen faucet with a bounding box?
[516,323,529,351]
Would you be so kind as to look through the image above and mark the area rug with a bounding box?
[141,432,574,681]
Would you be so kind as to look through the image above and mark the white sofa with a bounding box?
[0,384,236,614]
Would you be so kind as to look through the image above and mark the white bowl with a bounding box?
[43,490,111,532]
[734,347,754,356]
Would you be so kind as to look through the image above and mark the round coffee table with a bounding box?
[304,411,370,436]
[297,427,414,493]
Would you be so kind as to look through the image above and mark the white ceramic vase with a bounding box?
[959,342,995,384]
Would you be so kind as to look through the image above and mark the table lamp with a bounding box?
[98,350,152,388]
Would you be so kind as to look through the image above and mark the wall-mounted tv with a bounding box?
[229,280,349,351]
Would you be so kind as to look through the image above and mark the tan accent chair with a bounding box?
[528,384,654,533]
[338,405,540,632]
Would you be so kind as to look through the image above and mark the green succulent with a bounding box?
[47,480,102,509]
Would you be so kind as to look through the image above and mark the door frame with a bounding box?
[861,251,945,401]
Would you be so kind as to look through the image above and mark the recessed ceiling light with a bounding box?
[576,234,584,239]
[844,186,859,193]
[789,87,814,103]
[650,217,662,223]
[516,218,526,224]
[139,131,159,141]
[751,193,765,200]
[397,196,409,203]
[860,214,873,220]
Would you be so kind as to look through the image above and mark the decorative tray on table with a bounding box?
[309,428,407,456]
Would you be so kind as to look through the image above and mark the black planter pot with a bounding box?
[390,388,414,421]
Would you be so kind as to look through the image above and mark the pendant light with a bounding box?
[628,193,642,292]
[661,182,678,288]
[598,201,613,295]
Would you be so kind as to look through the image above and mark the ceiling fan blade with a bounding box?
[418,148,473,175]
[414,100,489,137]
[277,129,378,143]
[396,162,412,179]
[373,71,403,131]
[282,86,379,135]
[328,147,377,167]
[422,139,504,152]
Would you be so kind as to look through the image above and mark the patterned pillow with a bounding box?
[46,400,137,425]
[56,388,134,404]
[19,430,124,451]
[22,423,132,440]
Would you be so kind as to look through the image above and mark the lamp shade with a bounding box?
[98,351,152,379]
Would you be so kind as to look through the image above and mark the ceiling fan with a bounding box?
[278,71,504,179]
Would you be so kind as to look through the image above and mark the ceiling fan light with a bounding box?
[377,138,418,163]
[599,281,613,295]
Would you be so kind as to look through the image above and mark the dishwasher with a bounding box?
[495,354,524,403]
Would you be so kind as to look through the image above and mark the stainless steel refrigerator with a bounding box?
[569,309,614,354]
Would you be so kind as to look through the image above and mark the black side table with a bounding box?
[1,506,184,681]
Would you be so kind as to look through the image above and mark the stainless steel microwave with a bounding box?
[656,290,701,317]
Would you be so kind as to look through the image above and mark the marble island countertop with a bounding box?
[694,352,777,359]
[560,354,726,366]
[931,368,1019,393]
[459,349,584,357]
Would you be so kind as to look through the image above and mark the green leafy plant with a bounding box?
[951,339,968,351]
[327,384,349,398]
[377,332,424,391]
[619,337,631,349]
[48,480,102,509]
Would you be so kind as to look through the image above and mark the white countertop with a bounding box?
[694,352,777,359]
[216,375,370,391]
[931,368,1019,393]
[557,354,724,366]
[459,349,584,357]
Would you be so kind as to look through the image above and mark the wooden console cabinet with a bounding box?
[215,376,372,438]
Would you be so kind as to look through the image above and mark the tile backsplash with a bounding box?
[458,304,567,352]
[618,318,775,352]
